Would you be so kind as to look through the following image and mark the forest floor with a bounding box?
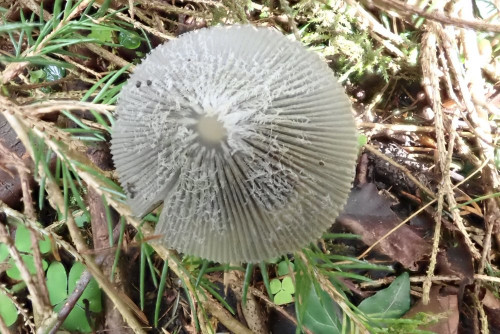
[0,0,499,333]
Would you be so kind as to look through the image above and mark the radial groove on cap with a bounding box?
[111,24,358,263]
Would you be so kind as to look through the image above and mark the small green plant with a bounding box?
[300,282,344,333]
[0,288,18,327]
[270,276,295,305]
[87,25,113,44]
[30,65,65,93]
[0,223,52,327]
[358,272,410,320]
[46,261,102,333]
[118,30,141,49]
[277,260,294,276]
[2,224,50,280]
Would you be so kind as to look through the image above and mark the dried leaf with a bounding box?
[436,239,474,284]
[482,289,500,331]
[405,287,458,334]
[337,183,431,269]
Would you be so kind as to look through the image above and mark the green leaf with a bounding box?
[295,257,343,334]
[270,278,281,294]
[358,272,410,319]
[0,243,8,262]
[68,262,102,312]
[0,290,18,326]
[38,236,51,254]
[7,255,48,280]
[274,290,293,305]
[14,225,51,254]
[277,260,294,276]
[357,133,368,147]
[15,225,34,252]
[88,26,113,43]
[46,262,68,305]
[281,276,295,294]
[118,30,141,49]
[45,261,102,333]
[43,65,66,81]
[74,212,89,227]
[30,69,46,83]
[54,302,91,333]
[302,285,343,334]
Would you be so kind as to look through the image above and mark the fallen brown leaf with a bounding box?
[0,113,28,210]
[405,286,459,334]
[337,183,432,269]
[482,289,500,331]
[436,240,474,285]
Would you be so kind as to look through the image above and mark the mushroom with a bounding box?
[111,25,358,263]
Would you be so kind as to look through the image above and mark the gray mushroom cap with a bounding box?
[111,25,358,263]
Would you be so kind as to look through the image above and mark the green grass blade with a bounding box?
[62,161,69,219]
[195,260,209,288]
[69,160,119,190]
[200,281,235,315]
[95,0,112,18]
[81,70,117,101]
[154,260,169,327]
[81,0,97,18]
[322,233,361,240]
[52,0,63,30]
[39,38,95,55]
[324,270,373,282]
[455,192,500,209]
[92,64,131,103]
[63,0,73,21]
[38,176,46,210]
[182,280,199,332]
[61,110,91,130]
[62,163,88,218]
[259,262,273,302]
[242,263,253,307]
[145,246,158,288]
[0,22,40,33]
[102,195,114,247]
[110,217,126,280]
[0,56,72,67]
[139,243,146,310]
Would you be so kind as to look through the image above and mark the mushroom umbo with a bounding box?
[111,25,358,263]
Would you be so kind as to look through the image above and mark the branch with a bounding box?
[372,0,500,32]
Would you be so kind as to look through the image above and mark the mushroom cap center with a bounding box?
[197,116,227,144]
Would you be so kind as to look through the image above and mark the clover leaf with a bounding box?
[277,260,294,276]
[7,255,48,280]
[4,225,50,280]
[46,262,102,333]
[14,225,51,254]
[0,290,17,327]
[270,276,295,305]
